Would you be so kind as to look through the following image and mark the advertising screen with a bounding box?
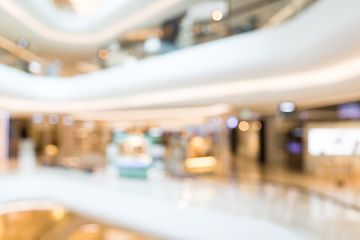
[308,128,360,156]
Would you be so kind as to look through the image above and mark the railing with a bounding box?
[173,0,317,47]
[1,165,358,240]
[174,174,360,240]
[0,0,318,76]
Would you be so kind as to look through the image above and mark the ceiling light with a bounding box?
[32,113,43,124]
[49,114,59,124]
[143,36,161,54]
[238,121,249,131]
[212,10,223,21]
[279,102,295,113]
[99,49,109,59]
[62,116,74,126]
[17,38,28,48]
[28,61,42,73]
[226,116,238,129]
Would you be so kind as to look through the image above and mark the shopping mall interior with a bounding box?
[0,0,360,239]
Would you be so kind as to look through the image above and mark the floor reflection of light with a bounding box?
[177,199,187,210]
[52,206,66,221]
[182,189,192,200]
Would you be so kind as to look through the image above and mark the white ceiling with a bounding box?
[0,0,360,114]
[0,0,200,60]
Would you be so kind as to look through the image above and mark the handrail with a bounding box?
[172,171,360,240]
[192,172,360,212]
[0,169,305,240]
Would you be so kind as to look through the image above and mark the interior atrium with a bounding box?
[0,0,359,239]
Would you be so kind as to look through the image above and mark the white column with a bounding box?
[0,110,9,173]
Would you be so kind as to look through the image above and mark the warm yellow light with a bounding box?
[238,121,249,131]
[190,136,205,148]
[185,156,217,168]
[128,135,143,147]
[99,49,109,59]
[80,224,100,233]
[45,144,58,156]
[212,10,223,21]
[252,121,262,131]
[52,207,65,220]
[0,221,5,233]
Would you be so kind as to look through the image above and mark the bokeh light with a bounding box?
[190,136,205,148]
[240,109,252,119]
[182,189,192,200]
[211,115,222,125]
[143,36,161,54]
[17,38,28,48]
[148,127,163,137]
[45,144,59,156]
[299,111,309,121]
[49,114,59,124]
[252,121,262,131]
[226,116,238,129]
[62,116,74,126]
[89,133,100,144]
[28,61,42,73]
[177,199,187,210]
[250,112,259,121]
[212,10,223,21]
[279,102,295,113]
[84,119,95,128]
[52,207,65,220]
[238,121,250,131]
[99,49,109,59]
[32,113,43,124]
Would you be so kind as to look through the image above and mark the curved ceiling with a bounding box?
[0,0,198,59]
[0,0,360,113]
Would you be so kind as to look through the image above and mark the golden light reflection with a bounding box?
[185,156,217,168]
[252,121,262,131]
[45,144,59,156]
[80,224,100,233]
[52,207,66,221]
[238,121,249,131]
[99,49,109,60]
[190,136,205,148]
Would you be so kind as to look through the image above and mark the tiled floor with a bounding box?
[204,155,360,208]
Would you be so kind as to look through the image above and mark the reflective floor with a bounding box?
[1,164,360,240]
[0,205,159,240]
[211,157,360,208]
[2,149,360,240]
